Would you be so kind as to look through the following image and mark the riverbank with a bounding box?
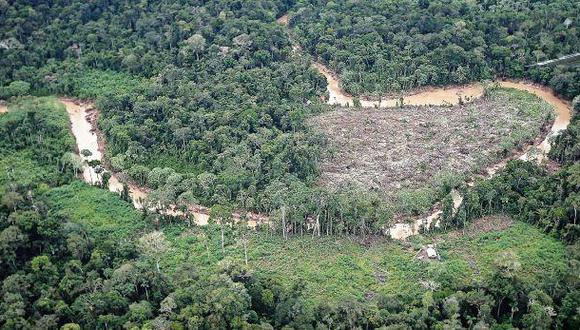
[314,62,485,107]
[58,83,570,241]
[308,63,571,240]
[59,97,267,227]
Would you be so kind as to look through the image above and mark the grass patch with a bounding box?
[59,69,149,100]
[44,181,148,241]
[0,151,70,189]
[437,221,568,290]
[160,219,567,305]
[0,97,76,190]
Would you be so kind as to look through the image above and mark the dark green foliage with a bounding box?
[0,186,166,329]
[0,0,329,211]
[1,0,579,328]
[290,0,579,98]
[451,160,580,244]
[0,80,30,99]
[550,96,580,164]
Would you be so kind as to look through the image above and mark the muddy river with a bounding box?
[4,17,570,238]
[314,62,485,108]
[384,80,572,239]
[62,97,264,227]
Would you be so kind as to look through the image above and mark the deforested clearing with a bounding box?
[310,88,553,198]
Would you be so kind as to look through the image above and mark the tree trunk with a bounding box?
[496,297,504,318]
[206,242,211,261]
[281,206,287,240]
[243,236,248,265]
[220,223,225,255]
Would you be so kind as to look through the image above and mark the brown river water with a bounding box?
[383,80,572,239]
[58,73,571,239]
[313,62,485,107]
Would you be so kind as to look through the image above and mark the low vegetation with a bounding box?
[164,221,565,306]
[0,97,75,189]
[44,181,148,243]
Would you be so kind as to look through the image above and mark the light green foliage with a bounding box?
[160,221,566,306]
[44,181,147,241]
[0,97,75,190]
[0,80,30,98]
[435,223,567,290]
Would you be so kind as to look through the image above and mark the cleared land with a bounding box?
[310,88,553,201]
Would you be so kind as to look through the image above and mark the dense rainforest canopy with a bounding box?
[290,0,580,98]
[1,0,328,212]
[1,95,579,330]
[1,0,580,328]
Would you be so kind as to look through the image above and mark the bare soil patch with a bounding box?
[446,215,514,238]
[310,88,553,200]
[277,14,289,25]
[467,215,513,234]
[0,100,7,114]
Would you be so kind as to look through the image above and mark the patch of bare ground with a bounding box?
[447,215,514,238]
[0,100,7,114]
[309,88,553,201]
[277,14,289,25]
